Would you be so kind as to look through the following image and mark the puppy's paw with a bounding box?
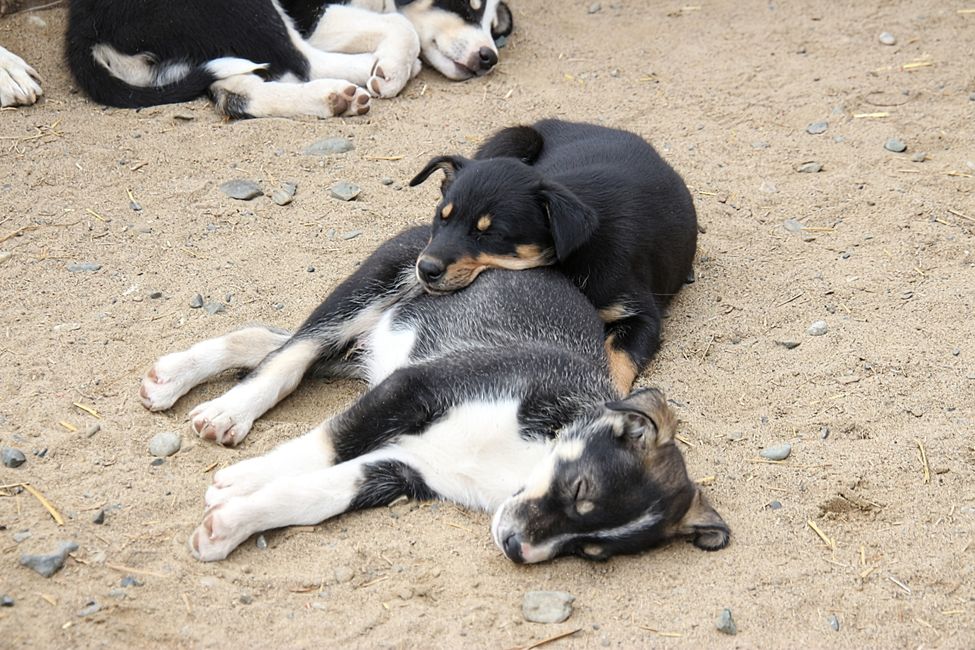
[329,83,370,116]
[190,397,254,446]
[0,47,42,108]
[366,55,417,98]
[140,353,198,411]
[204,459,273,508]
[188,504,251,562]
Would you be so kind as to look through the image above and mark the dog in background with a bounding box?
[66,0,513,119]
[409,119,698,393]
[139,227,729,563]
[0,44,40,107]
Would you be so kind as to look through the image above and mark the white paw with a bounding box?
[366,54,419,98]
[204,458,274,508]
[315,80,370,117]
[140,353,199,411]
[0,46,42,108]
[190,393,255,446]
[188,503,252,562]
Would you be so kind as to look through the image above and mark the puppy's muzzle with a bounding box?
[416,256,446,286]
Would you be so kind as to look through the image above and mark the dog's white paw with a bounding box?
[204,458,273,508]
[140,353,199,411]
[0,47,42,108]
[366,55,419,98]
[319,80,370,117]
[190,395,255,446]
[188,504,252,562]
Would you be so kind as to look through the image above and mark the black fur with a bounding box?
[409,119,698,391]
[349,460,436,509]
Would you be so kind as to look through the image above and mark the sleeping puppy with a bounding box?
[409,119,697,393]
[0,45,42,107]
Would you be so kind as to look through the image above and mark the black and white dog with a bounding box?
[0,45,42,107]
[409,120,698,393]
[66,0,513,118]
[140,227,729,563]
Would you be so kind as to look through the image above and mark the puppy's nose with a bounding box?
[478,47,498,70]
[502,533,525,563]
[417,257,446,284]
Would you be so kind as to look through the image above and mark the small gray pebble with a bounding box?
[760,442,792,461]
[150,458,165,466]
[797,161,823,173]
[769,500,783,510]
[970,92,975,102]
[333,566,355,583]
[307,266,315,273]
[0,251,11,265]
[204,302,225,315]
[726,431,744,442]
[121,575,143,587]
[807,320,828,336]
[716,608,737,635]
[189,293,204,309]
[92,509,106,525]
[224,292,233,303]
[685,269,695,284]
[878,32,896,46]
[806,121,828,135]
[20,541,79,577]
[911,152,927,163]
[495,34,507,48]
[1,596,13,607]
[66,262,101,273]
[341,230,362,240]
[272,302,284,311]
[884,138,907,153]
[840,251,852,259]
[108,589,127,599]
[85,423,101,437]
[776,340,801,350]
[303,138,354,155]
[330,181,361,202]
[239,593,253,605]
[129,200,143,212]
[13,531,31,543]
[219,180,263,200]
[828,613,841,631]
[380,177,394,186]
[78,601,101,617]
[2,447,26,468]
[587,2,601,13]
[783,218,803,233]
[148,431,181,457]
[256,535,268,550]
[751,141,769,149]
[832,135,846,143]
[820,426,830,439]
[149,291,163,299]
[522,591,575,624]
[952,348,961,357]
[271,189,293,206]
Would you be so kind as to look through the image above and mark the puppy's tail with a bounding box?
[66,37,215,109]
[474,125,544,164]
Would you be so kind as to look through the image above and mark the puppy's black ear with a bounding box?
[541,181,598,260]
[492,2,514,40]
[409,155,467,193]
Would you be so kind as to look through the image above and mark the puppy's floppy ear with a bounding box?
[605,388,675,447]
[409,155,467,193]
[677,489,730,551]
[540,181,598,260]
[492,2,514,41]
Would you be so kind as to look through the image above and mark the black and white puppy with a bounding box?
[0,44,42,107]
[140,227,729,563]
[409,119,698,393]
[66,0,513,119]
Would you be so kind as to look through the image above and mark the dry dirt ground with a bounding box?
[1,1,974,648]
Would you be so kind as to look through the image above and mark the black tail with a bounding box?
[474,125,545,164]
[66,38,215,109]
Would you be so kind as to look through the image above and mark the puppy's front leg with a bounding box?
[601,301,663,394]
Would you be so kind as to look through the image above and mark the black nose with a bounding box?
[417,257,445,284]
[502,533,525,563]
[478,47,498,70]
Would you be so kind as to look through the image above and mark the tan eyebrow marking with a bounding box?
[477,214,492,231]
[441,202,454,219]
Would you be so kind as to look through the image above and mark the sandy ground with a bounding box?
[1,1,974,648]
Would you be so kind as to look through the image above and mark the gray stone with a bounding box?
[820,426,830,439]
[150,458,165,466]
[911,152,927,163]
[20,541,79,577]
[66,262,101,273]
[768,500,783,510]
[587,2,601,13]
[149,291,163,299]
[970,92,975,102]
[239,593,253,605]
[92,509,106,525]
[716,608,737,635]
[204,302,225,315]
[797,161,823,173]
[760,443,792,461]
[2,447,26,468]
[806,121,828,135]
[952,348,961,357]
[0,251,12,265]
[219,180,263,200]
[522,591,575,624]
[330,181,361,202]
[776,340,801,350]
[878,32,896,46]
[108,589,127,599]
[751,141,769,149]
[271,182,298,206]
[341,229,362,240]
[148,431,181,457]
[783,218,803,233]
[1,596,13,607]
[85,423,101,438]
[828,613,841,631]
[120,575,144,588]
[303,138,354,155]
[333,566,355,583]
[256,535,268,550]
[884,138,907,153]
[12,530,31,543]
[189,293,204,309]
[380,177,395,185]
[77,601,101,617]
[807,320,828,336]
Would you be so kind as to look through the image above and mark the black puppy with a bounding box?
[409,119,697,393]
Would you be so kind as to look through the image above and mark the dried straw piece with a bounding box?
[21,483,65,525]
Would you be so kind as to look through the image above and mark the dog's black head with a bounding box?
[491,388,730,563]
[396,0,513,79]
[409,154,597,293]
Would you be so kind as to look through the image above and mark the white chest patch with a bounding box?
[394,399,548,511]
[362,310,417,386]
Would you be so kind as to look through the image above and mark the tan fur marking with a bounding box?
[598,303,633,324]
[604,335,639,395]
[477,214,492,231]
[441,202,454,219]
[439,247,555,290]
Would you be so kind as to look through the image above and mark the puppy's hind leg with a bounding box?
[601,300,663,395]
[140,326,290,412]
